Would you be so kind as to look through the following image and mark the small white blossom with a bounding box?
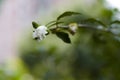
[33,25,48,41]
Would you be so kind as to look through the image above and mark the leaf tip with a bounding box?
[32,21,39,29]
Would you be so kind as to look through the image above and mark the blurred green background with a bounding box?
[1,0,120,80]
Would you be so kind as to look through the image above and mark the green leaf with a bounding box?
[84,18,106,27]
[57,11,81,21]
[111,20,120,24]
[32,21,39,29]
[56,32,71,43]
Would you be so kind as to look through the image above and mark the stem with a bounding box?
[77,24,120,37]
[49,23,120,38]
[45,20,57,27]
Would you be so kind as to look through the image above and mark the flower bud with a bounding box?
[69,23,78,35]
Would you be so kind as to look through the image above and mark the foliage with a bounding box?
[32,11,120,44]
[2,0,120,80]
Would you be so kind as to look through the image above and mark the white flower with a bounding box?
[33,25,48,41]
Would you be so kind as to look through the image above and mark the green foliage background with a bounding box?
[20,0,120,80]
[1,0,120,80]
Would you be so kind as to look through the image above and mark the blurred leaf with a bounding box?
[57,11,81,20]
[84,18,106,27]
[32,21,39,29]
[111,20,120,24]
[56,32,71,43]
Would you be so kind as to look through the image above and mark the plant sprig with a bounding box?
[32,11,120,43]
